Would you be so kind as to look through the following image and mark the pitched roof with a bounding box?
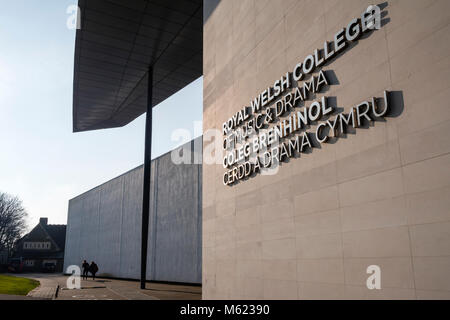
[42,224,66,251]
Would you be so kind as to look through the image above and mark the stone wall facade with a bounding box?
[202,0,450,299]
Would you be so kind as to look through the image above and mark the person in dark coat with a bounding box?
[81,260,89,280]
[89,261,99,280]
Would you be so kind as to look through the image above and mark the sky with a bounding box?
[0,0,203,230]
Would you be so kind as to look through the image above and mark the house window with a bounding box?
[23,242,51,250]
[25,260,34,266]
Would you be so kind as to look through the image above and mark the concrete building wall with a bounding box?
[64,137,202,283]
[202,0,450,299]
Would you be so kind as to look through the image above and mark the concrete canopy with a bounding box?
[72,0,202,132]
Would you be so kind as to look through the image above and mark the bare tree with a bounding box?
[0,192,28,255]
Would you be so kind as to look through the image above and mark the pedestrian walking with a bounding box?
[89,261,99,280]
[82,260,89,280]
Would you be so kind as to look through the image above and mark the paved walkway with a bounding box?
[0,274,58,300]
[24,274,59,300]
[3,274,201,300]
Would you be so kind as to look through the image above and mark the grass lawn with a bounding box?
[0,274,40,296]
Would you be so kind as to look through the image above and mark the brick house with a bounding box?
[12,218,66,272]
